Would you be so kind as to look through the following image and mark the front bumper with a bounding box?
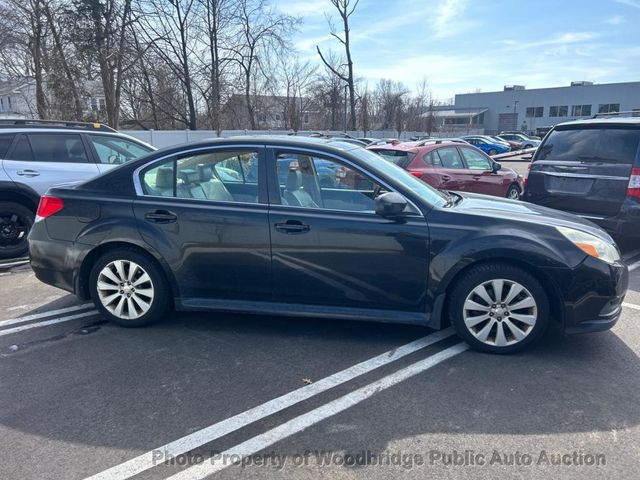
[546,256,628,334]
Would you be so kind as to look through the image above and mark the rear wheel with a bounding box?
[89,249,169,327]
[506,184,521,200]
[524,144,533,149]
[448,263,549,353]
[0,202,33,260]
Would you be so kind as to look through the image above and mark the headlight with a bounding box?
[556,226,620,264]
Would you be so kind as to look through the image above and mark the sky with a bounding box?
[272,0,640,102]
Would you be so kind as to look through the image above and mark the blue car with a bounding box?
[461,136,511,156]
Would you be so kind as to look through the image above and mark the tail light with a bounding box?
[36,195,64,220]
[523,163,532,189]
[408,171,423,178]
[628,167,640,199]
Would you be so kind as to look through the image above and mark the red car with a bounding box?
[368,140,523,199]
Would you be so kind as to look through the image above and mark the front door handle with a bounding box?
[16,169,40,177]
[275,220,310,234]
[144,210,177,224]
[441,174,451,181]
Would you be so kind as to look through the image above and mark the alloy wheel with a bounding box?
[462,279,537,347]
[97,260,155,320]
[507,187,520,199]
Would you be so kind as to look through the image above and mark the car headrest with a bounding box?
[155,166,173,189]
[286,170,302,191]
[197,164,212,182]
[69,141,85,157]
[178,169,199,184]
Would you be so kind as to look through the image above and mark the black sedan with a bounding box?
[28,136,628,353]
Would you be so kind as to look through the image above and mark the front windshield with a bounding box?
[349,147,448,207]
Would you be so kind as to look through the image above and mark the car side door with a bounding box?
[425,147,470,192]
[132,146,272,302]
[267,147,430,317]
[458,146,504,196]
[3,133,100,195]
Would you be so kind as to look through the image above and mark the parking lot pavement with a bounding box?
[1,252,640,480]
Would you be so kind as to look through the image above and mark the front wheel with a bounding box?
[448,263,549,353]
[506,184,521,200]
[89,249,170,327]
[488,149,498,156]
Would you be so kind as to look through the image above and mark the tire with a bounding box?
[524,144,533,149]
[448,263,549,354]
[506,184,521,200]
[89,249,170,327]
[488,149,498,156]
[0,202,33,260]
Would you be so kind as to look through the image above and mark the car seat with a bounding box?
[197,164,234,202]
[283,171,319,208]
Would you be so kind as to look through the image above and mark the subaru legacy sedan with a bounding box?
[28,137,627,353]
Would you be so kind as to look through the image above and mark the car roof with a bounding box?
[554,118,640,127]
[0,127,155,149]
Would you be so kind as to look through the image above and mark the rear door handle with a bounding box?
[275,220,310,234]
[144,210,177,224]
[16,169,40,177]
[441,174,451,181]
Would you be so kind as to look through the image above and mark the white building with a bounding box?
[448,81,640,135]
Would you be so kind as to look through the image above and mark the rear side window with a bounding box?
[26,134,89,163]
[370,149,415,167]
[536,128,640,164]
[0,134,14,158]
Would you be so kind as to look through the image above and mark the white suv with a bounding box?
[0,120,154,259]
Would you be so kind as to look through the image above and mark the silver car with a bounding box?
[0,120,154,259]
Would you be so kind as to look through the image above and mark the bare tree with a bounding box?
[277,57,315,132]
[135,0,201,129]
[316,0,359,130]
[229,0,298,129]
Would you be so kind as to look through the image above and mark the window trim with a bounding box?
[267,146,421,216]
[133,144,268,206]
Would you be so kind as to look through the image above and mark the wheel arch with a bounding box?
[434,256,565,329]
[0,183,40,213]
[76,241,179,302]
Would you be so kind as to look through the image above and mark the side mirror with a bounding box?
[375,192,408,219]
[492,162,502,173]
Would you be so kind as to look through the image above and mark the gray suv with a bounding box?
[0,120,154,259]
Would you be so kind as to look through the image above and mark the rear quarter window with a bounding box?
[536,127,640,164]
[0,134,14,158]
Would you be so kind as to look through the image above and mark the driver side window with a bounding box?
[276,152,388,212]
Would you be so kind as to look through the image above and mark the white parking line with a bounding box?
[628,261,640,272]
[0,303,94,327]
[85,328,457,480]
[0,310,99,337]
[623,302,640,311]
[166,343,469,480]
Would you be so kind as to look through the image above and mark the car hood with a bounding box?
[453,192,614,242]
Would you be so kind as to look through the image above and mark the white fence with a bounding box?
[120,129,485,149]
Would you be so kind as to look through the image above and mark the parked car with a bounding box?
[523,118,640,241]
[0,120,154,259]
[357,137,387,146]
[490,135,522,150]
[497,133,541,149]
[29,136,627,353]
[369,140,523,199]
[409,135,431,141]
[461,136,511,155]
[500,130,541,140]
